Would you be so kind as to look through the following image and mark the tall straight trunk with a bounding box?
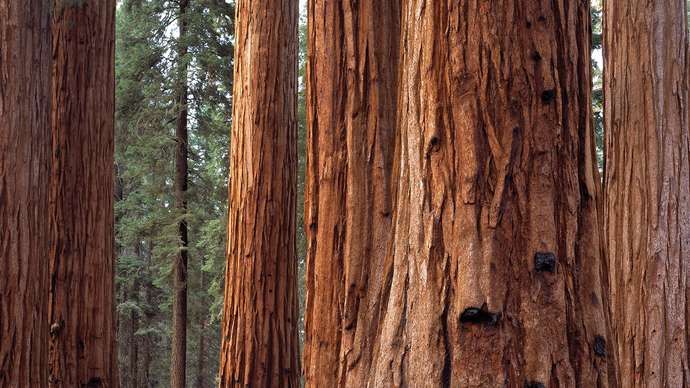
[604,0,690,386]
[129,275,140,388]
[129,306,139,388]
[368,1,616,386]
[303,1,399,387]
[0,2,51,386]
[48,0,118,386]
[218,0,300,386]
[195,263,206,388]
[171,0,190,387]
[142,259,155,388]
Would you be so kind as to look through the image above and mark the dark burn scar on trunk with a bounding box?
[525,382,545,388]
[534,252,556,273]
[531,51,542,61]
[50,320,64,337]
[86,377,103,387]
[541,89,556,103]
[460,306,500,326]
[594,335,607,357]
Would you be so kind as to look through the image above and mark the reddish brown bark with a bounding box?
[0,2,51,386]
[48,0,118,386]
[368,1,616,386]
[303,1,399,387]
[218,0,300,386]
[171,0,190,387]
[604,0,690,386]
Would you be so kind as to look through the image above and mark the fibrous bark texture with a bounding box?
[49,1,118,386]
[0,2,51,386]
[369,1,616,387]
[218,0,300,386]
[303,1,399,387]
[171,0,189,387]
[604,0,690,386]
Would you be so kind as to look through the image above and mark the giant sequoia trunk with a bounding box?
[604,0,690,386]
[171,0,190,387]
[49,0,118,386]
[303,1,399,387]
[218,0,300,386]
[368,1,616,386]
[0,2,51,386]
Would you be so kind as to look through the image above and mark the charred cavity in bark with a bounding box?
[86,377,103,387]
[525,381,545,388]
[459,306,500,326]
[593,335,607,357]
[427,134,442,155]
[531,51,542,61]
[534,252,557,273]
[50,320,63,337]
[541,89,556,104]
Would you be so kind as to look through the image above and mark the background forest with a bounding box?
[111,0,672,386]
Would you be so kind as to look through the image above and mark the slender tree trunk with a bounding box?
[196,263,206,388]
[130,274,140,388]
[604,0,690,386]
[303,1,399,387]
[129,307,139,388]
[195,318,206,388]
[171,0,190,387]
[0,2,51,386]
[218,0,300,386]
[367,1,616,386]
[142,263,155,388]
[48,1,118,386]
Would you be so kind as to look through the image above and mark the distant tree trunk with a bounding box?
[195,265,206,388]
[48,0,118,386]
[303,1,399,387]
[129,273,140,388]
[604,0,690,386]
[367,1,616,386]
[171,0,190,387]
[218,0,300,386]
[0,2,51,386]
[142,259,155,388]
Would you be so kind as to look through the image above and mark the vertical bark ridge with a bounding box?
[604,0,690,386]
[219,0,300,386]
[0,2,51,386]
[370,1,616,386]
[304,1,400,387]
[48,0,118,386]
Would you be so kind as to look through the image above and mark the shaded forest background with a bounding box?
[112,0,620,385]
